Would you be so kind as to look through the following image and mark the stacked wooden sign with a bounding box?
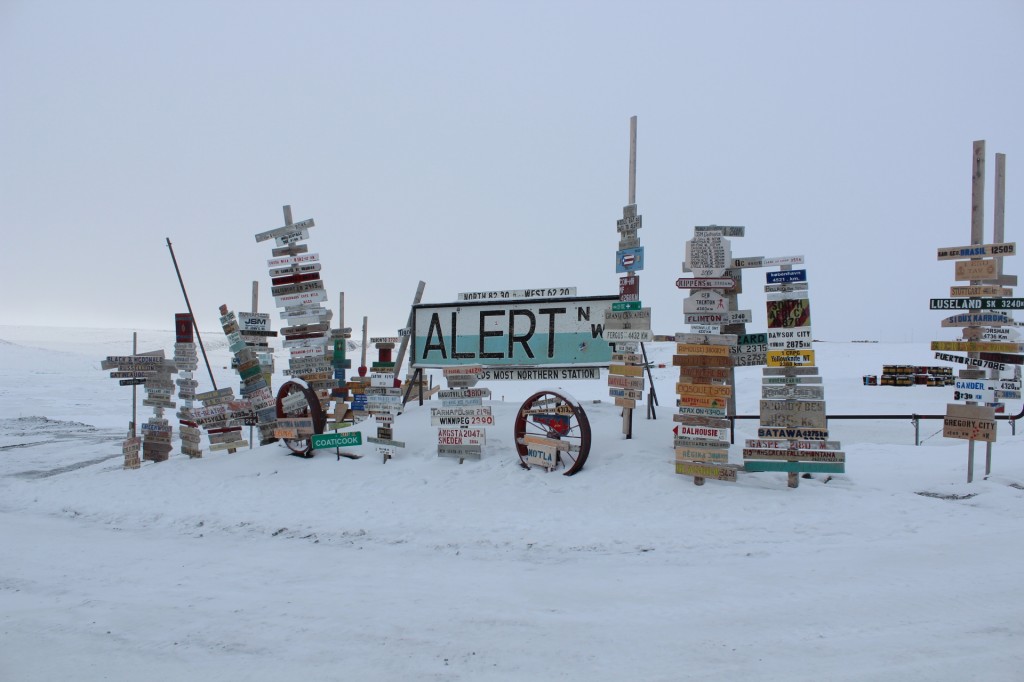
[193,387,248,452]
[435,366,491,463]
[743,262,845,486]
[139,353,177,462]
[219,305,275,443]
[256,207,341,423]
[366,337,405,462]
[101,349,167,467]
[673,226,747,484]
[605,201,651,434]
[173,313,203,458]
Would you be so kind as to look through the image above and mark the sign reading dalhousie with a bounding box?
[412,295,616,368]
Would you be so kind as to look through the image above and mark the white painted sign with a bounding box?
[413,295,615,368]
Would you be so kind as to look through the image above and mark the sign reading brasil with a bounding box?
[412,295,617,368]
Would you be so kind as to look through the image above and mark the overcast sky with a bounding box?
[2,0,1022,343]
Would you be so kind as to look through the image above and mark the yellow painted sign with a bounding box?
[677,395,727,408]
[608,364,644,377]
[676,383,733,398]
[930,341,1023,353]
[766,349,815,366]
[675,343,731,356]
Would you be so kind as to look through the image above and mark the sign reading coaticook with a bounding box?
[411,295,616,368]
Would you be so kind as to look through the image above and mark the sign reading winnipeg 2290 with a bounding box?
[412,295,617,368]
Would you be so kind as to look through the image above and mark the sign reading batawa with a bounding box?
[412,295,615,368]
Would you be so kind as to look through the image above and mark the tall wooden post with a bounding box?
[131,332,138,437]
[985,152,1007,476]
[394,280,426,397]
[360,316,369,375]
[628,115,637,205]
[965,141,986,483]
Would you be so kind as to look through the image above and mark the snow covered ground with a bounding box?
[1,325,1022,681]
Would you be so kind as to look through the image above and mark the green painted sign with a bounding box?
[612,301,642,311]
[743,460,844,474]
[311,432,363,449]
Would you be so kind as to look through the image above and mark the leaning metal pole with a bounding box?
[165,238,218,390]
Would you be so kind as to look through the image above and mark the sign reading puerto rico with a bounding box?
[616,247,645,273]
[412,295,616,368]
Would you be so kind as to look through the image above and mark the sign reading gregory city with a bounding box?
[412,294,616,368]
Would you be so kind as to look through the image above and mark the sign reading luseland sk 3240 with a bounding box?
[412,295,616,368]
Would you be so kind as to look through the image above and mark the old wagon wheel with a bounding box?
[275,380,327,457]
[513,390,592,476]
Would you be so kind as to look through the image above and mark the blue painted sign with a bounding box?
[766,269,807,284]
[616,247,645,273]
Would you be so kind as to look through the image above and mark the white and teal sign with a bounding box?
[412,295,617,368]
[311,432,363,449]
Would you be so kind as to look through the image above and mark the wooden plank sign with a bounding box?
[937,242,1016,260]
[954,259,999,281]
[943,404,997,442]
[437,428,486,446]
[674,461,739,482]
[766,299,811,328]
[759,399,827,428]
[255,218,315,243]
[766,349,816,366]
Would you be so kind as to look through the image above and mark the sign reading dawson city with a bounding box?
[412,294,616,369]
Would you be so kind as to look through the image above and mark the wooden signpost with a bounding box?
[256,205,352,455]
[931,141,1018,481]
[174,313,203,458]
[673,224,751,485]
[604,115,656,438]
[435,366,489,463]
[741,260,845,486]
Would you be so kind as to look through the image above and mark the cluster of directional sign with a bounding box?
[930,240,1021,448]
[217,304,273,444]
[673,226,747,484]
[173,313,202,457]
[102,349,174,467]
[605,202,652,436]
[365,337,406,462]
[434,366,491,462]
[255,210,350,440]
[745,262,846,484]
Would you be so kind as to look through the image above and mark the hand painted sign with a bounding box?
[616,247,645,273]
[954,259,999,281]
[412,295,615,368]
[936,242,1015,260]
[767,299,811,328]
